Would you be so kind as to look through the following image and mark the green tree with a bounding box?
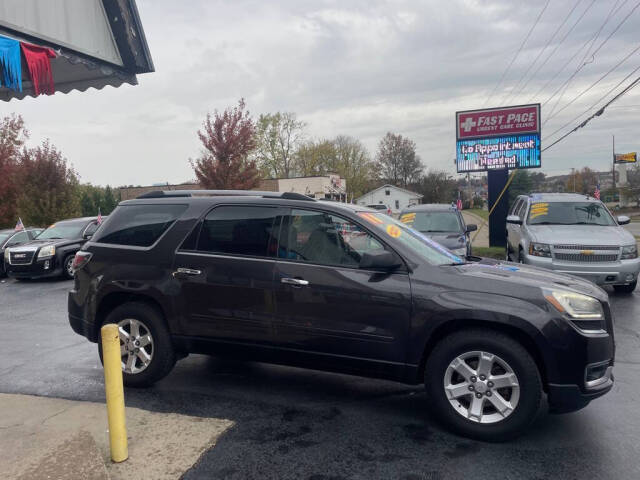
[296,139,338,176]
[16,140,81,226]
[255,112,306,178]
[0,114,29,228]
[508,170,533,209]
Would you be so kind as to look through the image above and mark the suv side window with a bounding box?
[516,199,528,219]
[94,204,187,247]
[510,198,522,216]
[196,205,279,257]
[281,209,384,267]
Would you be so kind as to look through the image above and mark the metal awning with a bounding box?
[0,0,153,101]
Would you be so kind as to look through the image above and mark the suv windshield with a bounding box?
[400,211,462,233]
[527,201,616,226]
[37,221,87,240]
[357,212,464,265]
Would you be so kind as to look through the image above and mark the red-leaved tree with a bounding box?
[190,99,261,189]
[0,114,29,227]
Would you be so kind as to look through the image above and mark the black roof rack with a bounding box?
[136,190,316,201]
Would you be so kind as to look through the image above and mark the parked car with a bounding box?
[366,204,390,211]
[399,204,476,257]
[69,190,614,441]
[5,217,103,280]
[506,193,640,293]
[0,228,43,277]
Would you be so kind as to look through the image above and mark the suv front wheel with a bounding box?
[98,302,176,387]
[425,329,542,441]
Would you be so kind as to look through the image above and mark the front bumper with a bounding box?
[7,257,62,279]
[524,254,640,285]
[548,366,614,413]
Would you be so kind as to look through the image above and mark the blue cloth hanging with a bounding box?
[0,35,22,92]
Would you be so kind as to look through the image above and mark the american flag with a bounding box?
[456,191,463,211]
[97,209,103,225]
[594,183,600,200]
[14,217,24,232]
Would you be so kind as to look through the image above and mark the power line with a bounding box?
[543,42,640,126]
[542,73,640,152]
[541,0,640,111]
[482,0,550,107]
[544,62,640,141]
[502,0,584,105]
[527,0,624,103]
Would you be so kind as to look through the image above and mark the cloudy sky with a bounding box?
[6,0,640,186]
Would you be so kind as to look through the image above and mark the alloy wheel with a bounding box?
[117,318,154,374]
[443,350,520,424]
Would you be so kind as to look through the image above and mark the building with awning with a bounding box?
[0,0,153,101]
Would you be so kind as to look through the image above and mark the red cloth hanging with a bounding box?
[20,42,56,96]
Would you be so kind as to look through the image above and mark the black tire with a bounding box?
[424,329,542,442]
[62,254,75,280]
[98,302,176,388]
[614,281,637,294]
[518,247,525,264]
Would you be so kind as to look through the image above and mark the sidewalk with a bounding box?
[0,393,233,480]
[462,211,489,248]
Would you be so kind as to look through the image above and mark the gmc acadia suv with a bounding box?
[68,190,615,441]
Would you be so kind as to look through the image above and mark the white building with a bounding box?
[262,174,347,201]
[356,184,423,213]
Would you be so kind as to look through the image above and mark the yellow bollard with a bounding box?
[101,323,129,463]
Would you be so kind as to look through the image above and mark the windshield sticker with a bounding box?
[462,263,520,272]
[357,212,384,225]
[529,202,548,219]
[386,224,402,238]
[400,213,415,224]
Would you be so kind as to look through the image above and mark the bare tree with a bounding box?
[375,132,422,187]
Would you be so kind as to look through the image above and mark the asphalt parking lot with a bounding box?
[1,277,639,479]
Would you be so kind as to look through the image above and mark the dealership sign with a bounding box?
[456,104,541,173]
[614,152,637,164]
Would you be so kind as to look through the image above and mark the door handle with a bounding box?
[174,267,202,276]
[281,277,309,287]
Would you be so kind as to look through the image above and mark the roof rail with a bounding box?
[136,189,316,201]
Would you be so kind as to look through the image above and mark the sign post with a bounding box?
[455,104,541,248]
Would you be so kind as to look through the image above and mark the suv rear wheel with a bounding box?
[98,302,176,387]
[425,329,542,441]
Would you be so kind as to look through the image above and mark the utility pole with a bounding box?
[571,168,576,192]
[612,134,616,189]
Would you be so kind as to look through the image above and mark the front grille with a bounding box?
[555,252,619,263]
[9,250,35,265]
[554,244,619,251]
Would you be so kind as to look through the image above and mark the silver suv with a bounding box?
[506,193,640,293]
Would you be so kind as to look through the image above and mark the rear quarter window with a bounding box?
[93,204,187,247]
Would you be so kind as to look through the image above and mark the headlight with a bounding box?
[529,242,551,257]
[37,245,55,259]
[543,289,605,333]
[621,245,637,260]
[4,248,9,262]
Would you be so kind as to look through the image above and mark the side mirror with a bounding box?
[617,215,631,225]
[466,224,477,232]
[359,250,402,271]
[506,215,522,225]
[83,234,93,240]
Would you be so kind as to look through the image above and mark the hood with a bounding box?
[420,232,466,250]
[528,224,634,246]
[9,238,80,252]
[454,259,607,301]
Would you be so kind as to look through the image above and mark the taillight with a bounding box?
[72,251,92,272]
